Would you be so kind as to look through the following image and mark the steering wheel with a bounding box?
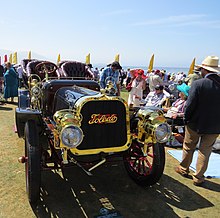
[35,61,58,75]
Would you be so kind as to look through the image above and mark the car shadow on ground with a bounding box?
[32,163,216,218]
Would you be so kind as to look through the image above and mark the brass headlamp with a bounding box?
[136,107,171,143]
[53,110,84,148]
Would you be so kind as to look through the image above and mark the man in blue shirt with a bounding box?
[100,61,122,96]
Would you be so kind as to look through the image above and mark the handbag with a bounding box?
[126,82,132,92]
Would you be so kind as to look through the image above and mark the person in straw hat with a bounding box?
[175,55,220,186]
[184,70,202,86]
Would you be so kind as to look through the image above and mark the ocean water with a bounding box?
[123,66,189,75]
[95,64,189,75]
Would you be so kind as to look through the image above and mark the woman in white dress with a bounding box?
[128,69,146,107]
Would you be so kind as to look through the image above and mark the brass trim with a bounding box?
[56,94,132,155]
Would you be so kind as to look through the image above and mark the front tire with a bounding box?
[25,120,41,205]
[124,141,165,186]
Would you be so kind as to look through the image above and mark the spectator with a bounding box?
[175,55,220,186]
[175,72,184,82]
[145,85,170,107]
[164,83,190,126]
[3,62,18,102]
[119,69,127,87]
[127,69,146,107]
[100,61,122,96]
[16,65,24,88]
[126,68,131,86]
[93,67,100,81]
[184,70,202,86]
[148,69,163,91]
[0,65,4,94]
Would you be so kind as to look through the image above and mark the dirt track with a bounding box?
[0,101,220,218]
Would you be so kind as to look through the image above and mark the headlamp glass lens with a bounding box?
[61,126,83,148]
[155,123,171,143]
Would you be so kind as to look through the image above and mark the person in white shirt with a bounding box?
[127,69,146,107]
[16,65,23,88]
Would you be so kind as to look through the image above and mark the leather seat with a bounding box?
[57,60,68,68]
[20,59,37,74]
[61,61,94,79]
[56,60,69,77]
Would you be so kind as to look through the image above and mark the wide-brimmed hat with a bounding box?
[196,55,220,73]
[137,69,144,75]
[130,68,146,79]
[111,61,122,70]
[177,83,190,97]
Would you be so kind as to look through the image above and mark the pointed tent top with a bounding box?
[148,54,154,72]
[9,54,12,63]
[188,58,196,75]
[114,54,120,62]
[28,51,31,59]
[57,54,61,65]
[13,52,18,64]
[4,55,8,63]
[85,53,91,64]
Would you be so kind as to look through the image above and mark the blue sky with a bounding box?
[1,0,220,67]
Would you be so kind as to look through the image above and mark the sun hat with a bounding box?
[137,69,144,75]
[196,55,220,73]
[155,69,160,74]
[177,83,190,97]
[130,68,146,78]
[111,61,122,70]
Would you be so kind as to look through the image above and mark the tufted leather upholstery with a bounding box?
[56,60,69,77]
[21,59,37,74]
[61,61,94,79]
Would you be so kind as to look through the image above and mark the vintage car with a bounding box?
[16,60,171,205]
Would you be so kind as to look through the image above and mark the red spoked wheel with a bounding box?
[124,140,165,186]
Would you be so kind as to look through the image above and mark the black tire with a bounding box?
[124,140,165,186]
[24,120,41,205]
